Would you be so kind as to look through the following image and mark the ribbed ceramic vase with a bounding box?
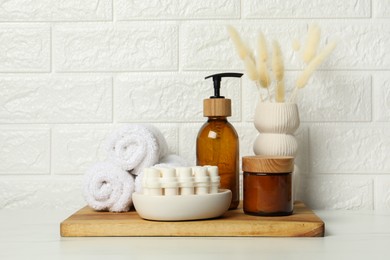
[253,102,300,157]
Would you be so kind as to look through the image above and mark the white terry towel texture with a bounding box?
[84,161,135,212]
[134,154,189,193]
[105,124,169,175]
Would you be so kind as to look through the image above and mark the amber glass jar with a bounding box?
[242,156,294,216]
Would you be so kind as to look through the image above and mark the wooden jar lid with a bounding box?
[242,156,294,173]
[203,98,231,117]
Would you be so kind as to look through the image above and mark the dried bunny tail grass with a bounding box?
[255,82,266,100]
[255,32,270,89]
[257,32,268,62]
[244,56,260,81]
[256,59,271,88]
[272,41,284,81]
[296,41,337,89]
[275,80,285,103]
[247,47,256,63]
[273,41,285,103]
[227,25,250,60]
[290,41,337,103]
[303,24,321,64]
[292,39,300,52]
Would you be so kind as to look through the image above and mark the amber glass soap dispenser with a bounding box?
[196,72,243,209]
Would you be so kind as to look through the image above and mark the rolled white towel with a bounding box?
[105,124,169,175]
[134,154,189,193]
[84,161,135,212]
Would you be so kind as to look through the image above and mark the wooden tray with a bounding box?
[60,201,324,237]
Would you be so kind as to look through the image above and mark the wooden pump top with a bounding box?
[203,98,231,117]
[203,72,242,117]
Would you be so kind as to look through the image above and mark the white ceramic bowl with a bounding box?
[132,189,232,221]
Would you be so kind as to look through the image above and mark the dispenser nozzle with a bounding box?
[205,72,243,98]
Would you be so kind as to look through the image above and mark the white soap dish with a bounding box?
[133,166,231,221]
[132,189,232,221]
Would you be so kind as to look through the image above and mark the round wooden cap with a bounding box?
[242,156,294,173]
[203,98,231,117]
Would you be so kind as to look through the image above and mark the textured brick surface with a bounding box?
[325,22,390,70]
[0,0,112,21]
[242,73,371,122]
[116,0,239,19]
[297,73,371,122]
[310,125,390,174]
[115,73,241,122]
[0,177,84,210]
[0,76,112,123]
[181,21,390,70]
[53,23,178,72]
[236,123,258,158]
[51,126,111,174]
[301,175,373,210]
[294,126,309,174]
[375,176,390,212]
[179,123,203,165]
[373,73,390,121]
[243,0,370,18]
[153,123,179,154]
[373,0,390,17]
[0,129,50,174]
[0,26,50,72]
[181,22,242,71]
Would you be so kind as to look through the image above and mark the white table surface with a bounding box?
[1,208,389,260]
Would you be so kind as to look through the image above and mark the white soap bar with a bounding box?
[141,165,221,196]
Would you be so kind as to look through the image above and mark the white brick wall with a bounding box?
[0,129,50,174]
[0,0,112,21]
[242,0,371,18]
[0,76,112,123]
[0,25,50,71]
[0,0,389,211]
